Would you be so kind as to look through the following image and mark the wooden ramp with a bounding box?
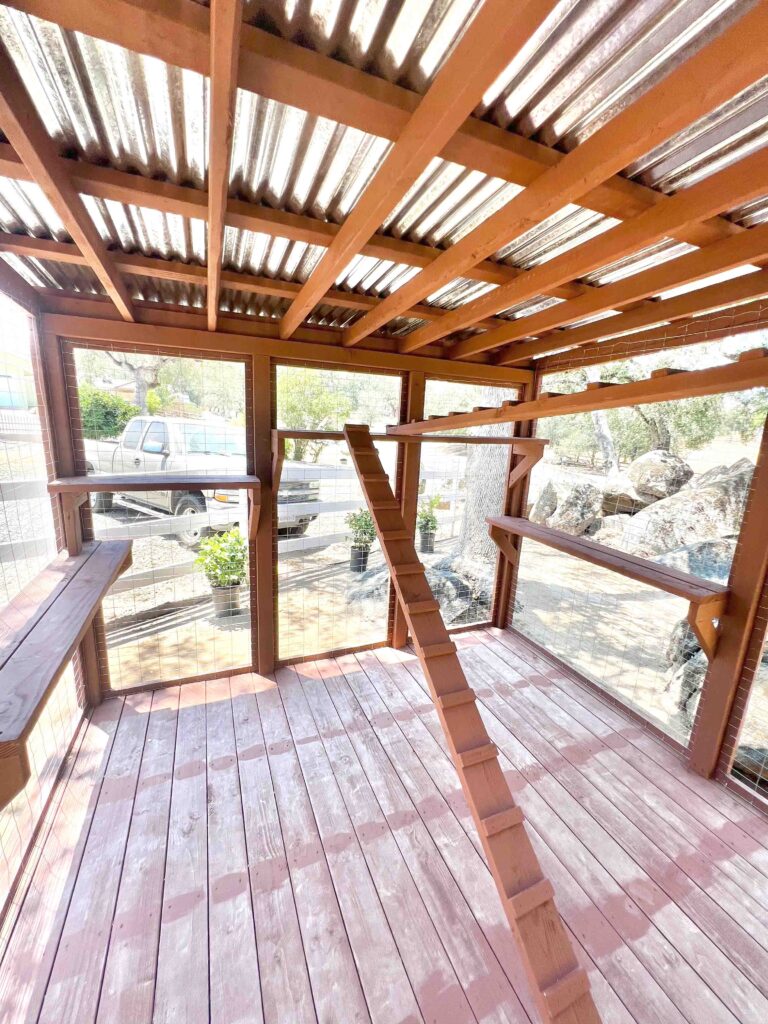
[343,424,601,1024]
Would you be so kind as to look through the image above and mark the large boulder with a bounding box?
[654,538,736,585]
[546,482,603,535]
[529,480,558,524]
[665,619,701,670]
[601,474,656,515]
[627,449,693,499]
[621,460,753,557]
[668,648,708,722]
[584,513,631,548]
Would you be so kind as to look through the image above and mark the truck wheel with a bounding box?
[174,494,208,548]
[92,491,113,512]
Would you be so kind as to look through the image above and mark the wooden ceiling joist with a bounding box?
[388,350,768,434]
[278,0,559,339]
[341,4,768,349]
[0,43,134,321]
[403,146,768,358]
[485,220,768,362]
[4,0,741,254]
[498,267,768,366]
[206,0,243,331]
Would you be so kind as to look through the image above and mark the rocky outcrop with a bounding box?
[627,449,693,499]
[620,460,753,557]
[585,514,631,547]
[654,539,736,585]
[529,480,603,535]
[601,474,655,515]
[668,648,708,721]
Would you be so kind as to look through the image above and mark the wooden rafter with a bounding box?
[0,144,588,307]
[403,146,768,357]
[0,233,508,330]
[341,4,768,348]
[487,221,768,363]
[4,0,741,252]
[0,44,134,322]
[206,0,243,330]
[0,256,40,314]
[498,268,768,366]
[278,0,559,339]
[387,349,768,433]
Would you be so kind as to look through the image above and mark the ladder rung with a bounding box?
[542,968,590,1018]
[437,688,476,710]
[507,878,554,921]
[382,529,410,541]
[409,599,440,614]
[419,641,456,659]
[372,500,400,510]
[394,563,424,576]
[456,741,497,769]
[480,806,524,838]
[361,472,389,482]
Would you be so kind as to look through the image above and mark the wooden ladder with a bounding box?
[343,424,601,1024]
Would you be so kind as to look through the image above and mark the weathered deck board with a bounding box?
[2,630,768,1024]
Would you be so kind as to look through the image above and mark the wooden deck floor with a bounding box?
[2,628,768,1024]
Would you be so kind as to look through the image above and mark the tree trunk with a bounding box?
[635,407,672,450]
[585,366,619,473]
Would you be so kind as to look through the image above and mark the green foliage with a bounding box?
[417,494,441,533]
[277,368,355,461]
[345,508,376,548]
[79,383,139,440]
[146,383,175,416]
[195,528,248,588]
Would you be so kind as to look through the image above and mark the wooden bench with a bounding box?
[0,540,132,807]
[488,515,729,660]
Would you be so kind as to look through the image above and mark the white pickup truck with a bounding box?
[84,416,320,546]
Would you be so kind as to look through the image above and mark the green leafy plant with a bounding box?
[345,508,376,549]
[195,527,248,588]
[79,383,139,440]
[417,494,441,534]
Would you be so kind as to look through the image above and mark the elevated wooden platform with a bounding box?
[2,631,768,1023]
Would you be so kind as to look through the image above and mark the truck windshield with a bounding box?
[181,424,246,456]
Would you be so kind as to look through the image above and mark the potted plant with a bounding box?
[195,527,248,617]
[417,495,441,553]
[345,508,376,572]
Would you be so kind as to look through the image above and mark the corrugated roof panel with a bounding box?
[223,226,325,282]
[0,7,208,185]
[730,195,768,228]
[82,197,208,264]
[125,274,205,309]
[582,238,696,286]
[0,177,68,239]
[3,253,102,292]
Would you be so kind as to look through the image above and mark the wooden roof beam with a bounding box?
[4,1,741,245]
[278,0,559,339]
[0,44,134,321]
[206,0,242,331]
[498,268,768,366]
[387,351,768,434]
[484,220,768,362]
[342,4,768,348]
[405,146,768,357]
[0,142,584,300]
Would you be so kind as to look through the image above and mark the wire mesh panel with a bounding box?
[423,378,520,435]
[0,294,57,605]
[731,649,768,797]
[69,348,253,689]
[275,366,402,661]
[513,337,766,743]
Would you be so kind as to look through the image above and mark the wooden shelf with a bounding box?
[488,515,729,658]
[48,473,261,494]
[0,540,132,808]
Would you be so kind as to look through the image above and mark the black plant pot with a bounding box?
[419,529,436,554]
[350,544,370,572]
[211,584,242,617]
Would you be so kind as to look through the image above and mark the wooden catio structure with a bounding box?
[1,1,768,1021]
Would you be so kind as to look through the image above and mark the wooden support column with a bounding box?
[492,378,541,628]
[250,354,275,674]
[392,371,425,647]
[688,417,768,777]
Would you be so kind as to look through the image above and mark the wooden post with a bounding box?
[688,416,768,776]
[492,376,540,628]
[250,354,276,674]
[392,371,425,648]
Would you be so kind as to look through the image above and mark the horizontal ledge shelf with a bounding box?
[273,428,547,446]
[0,540,132,808]
[48,473,261,494]
[487,515,727,604]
